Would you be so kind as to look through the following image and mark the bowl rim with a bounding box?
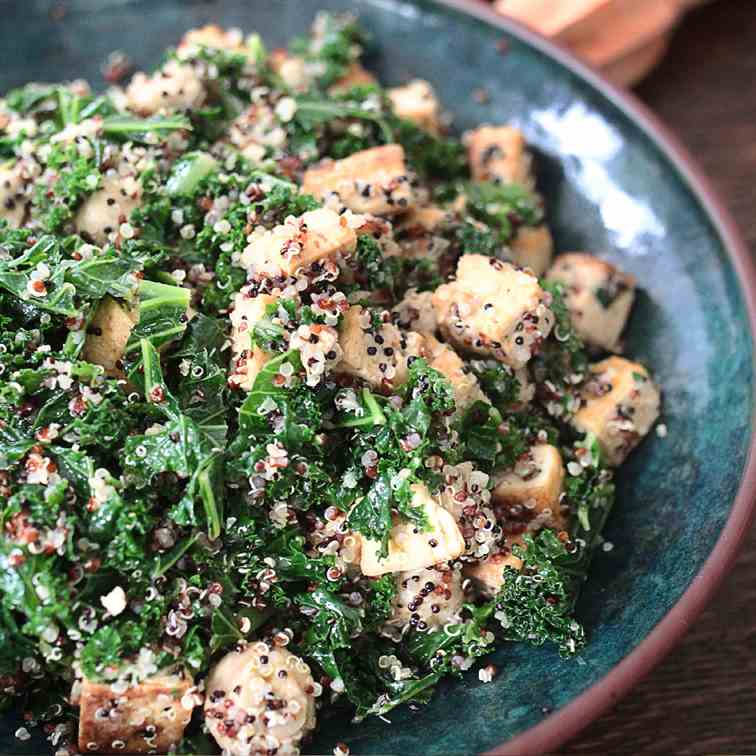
[421,0,756,752]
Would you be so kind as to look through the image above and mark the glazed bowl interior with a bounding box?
[1,1,754,754]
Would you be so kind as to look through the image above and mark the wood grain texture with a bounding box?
[565,1,756,753]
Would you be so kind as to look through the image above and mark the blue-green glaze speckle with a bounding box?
[0,1,752,753]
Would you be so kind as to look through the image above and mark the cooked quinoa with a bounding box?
[0,13,660,756]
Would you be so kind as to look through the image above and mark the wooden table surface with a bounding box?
[564,1,756,753]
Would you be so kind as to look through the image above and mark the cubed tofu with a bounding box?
[465,125,534,186]
[493,443,567,530]
[204,646,316,755]
[240,207,357,276]
[547,252,637,352]
[392,288,437,335]
[126,60,206,116]
[0,163,28,227]
[424,334,489,414]
[229,291,278,391]
[82,296,139,377]
[573,356,661,466]
[509,225,553,276]
[397,204,450,234]
[336,305,416,389]
[432,254,555,368]
[301,145,415,216]
[387,565,465,631]
[77,672,195,754]
[359,483,465,576]
[463,537,524,597]
[75,173,142,245]
[126,60,205,116]
[329,62,377,93]
[387,79,442,135]
[269,49,314,92]
[394,204,452,260]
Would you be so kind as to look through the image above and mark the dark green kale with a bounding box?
[494,529,586,657]
[532,280,589,419]
[124,279,191,362]
[450,219,499,257]
[168,313,230,445]
[350,234,403,299]
[31,145,102,233]
[4,83,116,126]
[123,340,223,538]
[470,359,523,411]
[387,113,467,182]
[564,434,615,539]
[342,358,455,554]
[464,181,543,241]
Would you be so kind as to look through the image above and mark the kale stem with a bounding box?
[199,462,222,540]
[102,114,192,136]
[362,387,386,425]
[152,533,200,578]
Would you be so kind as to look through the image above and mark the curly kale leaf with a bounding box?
[31,145,102,232]
[565,434,615,544]
[469,359,523,411]
[169,313,229,444]
[463,181,544,242]
[451,219,499,257]
[350,234,403,299]
[388,114,467,182]
[532,280,589,418]
[122,340,223,537]
[494,530,586,657]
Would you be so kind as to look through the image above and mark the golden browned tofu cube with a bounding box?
[126,61,205,116]
[301,145,415,216]
[388,565,465,631]
[387,79,442,135]
[359,483,465,576]
[465,125,534,186]
[432,254,555,368]
[424,335,488,414]
[76,173,142,245]
[392,288,438,335]
[463,537,524,597]
[394,204,453,261]
[493,443,567,530]
[573,356,661,466]
[0,163,28,228]
[509,225,553,276]
[547,252,637,352]
[228,291,278,391]
[77,672,195,754]
[240,207,357,276]
[82,297,139,377]
[336,305,419,389]
[204,646,317,755]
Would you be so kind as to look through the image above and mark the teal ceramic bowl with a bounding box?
[2,1,755,753]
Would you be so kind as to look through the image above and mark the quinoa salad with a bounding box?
[0,14,662,756]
